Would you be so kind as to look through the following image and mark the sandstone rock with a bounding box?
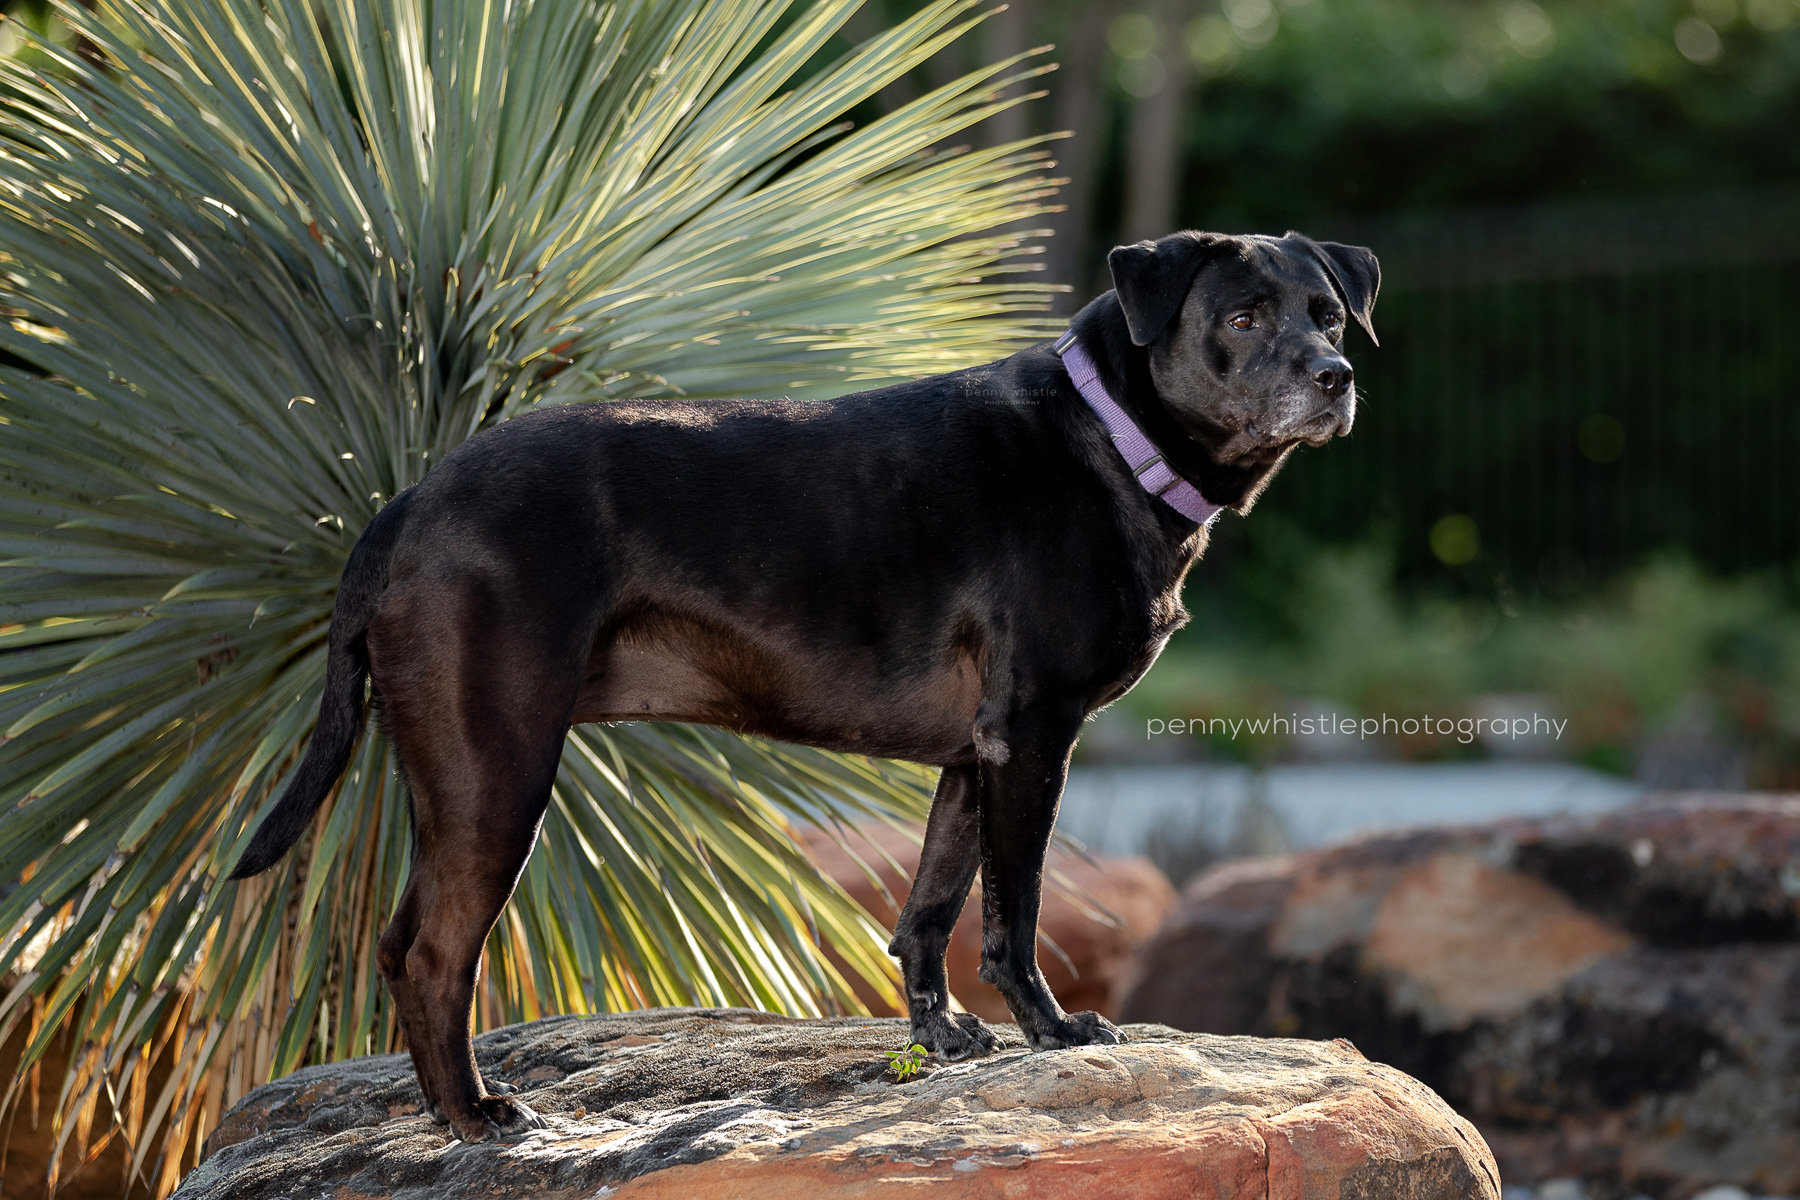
[799,822,1177,1021]
[177,1007,1498,1199]
[1117,795,1800,1198]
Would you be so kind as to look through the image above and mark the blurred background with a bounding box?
[826,0,1800,878]
[7,0,1798,873]
[5,2,1799,1195]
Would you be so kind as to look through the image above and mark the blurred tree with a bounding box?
[1119,0,1198,242]
[1044,1,1112,289]
[851,0,1800,278]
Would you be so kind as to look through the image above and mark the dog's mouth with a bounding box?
[1278,383,1356,445]
[1292,400,1353,446]
[1202,393,1352,461]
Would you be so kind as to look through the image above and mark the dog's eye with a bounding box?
[1323,312,1343,329]
[1227,313,1254,331]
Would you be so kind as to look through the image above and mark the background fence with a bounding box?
[1205,186,1800,593]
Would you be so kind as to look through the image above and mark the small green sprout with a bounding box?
[885,1043,929,1081]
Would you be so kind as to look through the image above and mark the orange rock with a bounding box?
[607,1125,1276,1199]
[1359,852,1635,1029]
[182,1009,1500,1200]
[1118,795,1800,1196]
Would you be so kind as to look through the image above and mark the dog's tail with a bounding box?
[227,490,413,881]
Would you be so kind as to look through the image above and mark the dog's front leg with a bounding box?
[974,703,1127,1051]
[887,764,1000,1060]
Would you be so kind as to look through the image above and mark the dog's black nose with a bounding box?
[1311,355,1353,398]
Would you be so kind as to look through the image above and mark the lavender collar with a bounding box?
[1054,330,1222,526]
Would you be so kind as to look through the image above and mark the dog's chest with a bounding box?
[1096,586,1187,708]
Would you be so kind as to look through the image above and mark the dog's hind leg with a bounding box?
[887,764,999,1060]
[370,580,588,1142]
[390,714,567,1143]
[377,868,520,1125]
[404,792,558,1141]
[374,878,438,1114]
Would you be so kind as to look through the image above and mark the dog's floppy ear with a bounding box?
[1108,231,1232,347]
[1293,234,1381,346]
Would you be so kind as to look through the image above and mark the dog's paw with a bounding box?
[1027,1010,1127,1051]
[448,1094,548,1143]
[911,1010,1000,1062]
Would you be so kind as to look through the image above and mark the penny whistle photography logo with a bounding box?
[956,377,1061,404]
[1146,711,1571,745]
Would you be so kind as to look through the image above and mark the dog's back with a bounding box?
[365,356,1137,764]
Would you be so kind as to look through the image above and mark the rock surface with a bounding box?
[799,822,1177,1022]
[177,1007,1498,1199]
[1117,795,1800,1198]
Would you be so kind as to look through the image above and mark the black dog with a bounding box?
[230,229,1377,1142]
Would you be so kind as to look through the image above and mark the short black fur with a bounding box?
[228,229,1377,1142]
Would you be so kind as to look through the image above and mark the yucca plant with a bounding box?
[0,0,1059,1190]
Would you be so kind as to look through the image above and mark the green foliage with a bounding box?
[884,1041,929,1080]
[1123,3,1800,595]
[0,0,1056,1190]
[0,0,61,68]
[1161,0,1800,227]
[1481,556,1800,765]
[1124,539,1800,779]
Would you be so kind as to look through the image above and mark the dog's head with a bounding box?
[1108,230,1379,468]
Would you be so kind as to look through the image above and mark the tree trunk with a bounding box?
[1123,0,1193,244]
[1045,0,1113,308]
[980,0,1033,149]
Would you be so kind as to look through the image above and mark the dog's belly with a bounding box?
[573,615,985,765]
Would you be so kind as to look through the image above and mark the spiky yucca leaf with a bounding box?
[0,0,1058,1189]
